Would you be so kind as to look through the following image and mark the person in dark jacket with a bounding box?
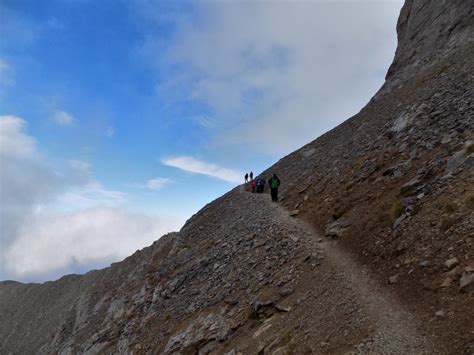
[256,178,265,193]
[268,174,281,201]
[245,173,249,183]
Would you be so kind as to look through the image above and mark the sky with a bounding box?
[0,0,403,282]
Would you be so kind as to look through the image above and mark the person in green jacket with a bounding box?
[268,174,281,202]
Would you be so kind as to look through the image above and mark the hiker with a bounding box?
[249,171,253,181]
[268,174,281,202]
[251,179,257,193]
[245,173,249,183]
[256,178,265,193]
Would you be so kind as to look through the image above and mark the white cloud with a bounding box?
[146,1,403,154]
[54,110,75,126]
[0,115,36,157]
[49,182,125,213]
[4,207,183,279]
[0,115,182,281]
[146,177,172,190]
[162,156,242,184]
[69,159,92,174]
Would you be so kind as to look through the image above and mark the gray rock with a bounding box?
[325,218,351,238]
[164,313,230,354]
[393,213,408,229]
[459,272,474,292]
[400,177,424,196]
[445,258,459,269]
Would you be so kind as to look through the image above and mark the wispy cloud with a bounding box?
[192,115,215,128]
[54,110,75,126]
[105,126,115,137]
[145,177,172,190]
[162,156,242,184]
[0,59,14,86]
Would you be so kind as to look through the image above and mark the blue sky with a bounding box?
[0,0,403,282]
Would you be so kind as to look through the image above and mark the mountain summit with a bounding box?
[1,1,473,353]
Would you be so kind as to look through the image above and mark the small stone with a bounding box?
[279,287,294,296]
[465,265,474,273]
[419,260,430,267]
[289,210,299,217]
[440,277,453,288]
[445,257,459,269]
[389,275,399,284]
[253,323,272,338]
[272,346,290,355]
[446,266,460,277]
[435,310,445,317]
[275,303,291,312]
[459,272,474,291]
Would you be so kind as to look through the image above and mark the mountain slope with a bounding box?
[1,1,473,354]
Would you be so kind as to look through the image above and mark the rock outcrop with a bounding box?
[1,1,473,353]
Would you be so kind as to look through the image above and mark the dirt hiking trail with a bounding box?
[241,187,439,354]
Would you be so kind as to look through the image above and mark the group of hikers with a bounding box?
[244,171,281,202]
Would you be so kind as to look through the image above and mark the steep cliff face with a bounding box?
[387,0,474,79]
[1,1,473,354]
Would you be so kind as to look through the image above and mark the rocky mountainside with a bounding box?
[1,1,473,354]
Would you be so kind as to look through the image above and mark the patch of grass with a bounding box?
[282,331,292,344]
[390,198,404,221]
[464,193,474,209]
[444,202,457,214]
[466,143,474,155]
[439,216,458,231]
[282,331,296,353]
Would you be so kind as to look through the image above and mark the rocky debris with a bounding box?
[325,218,351,238]
[459,270,474,292]
[163,313,230,354]
[272,345,291,355]
[445,258,459,269]
[289,210,299,217]
[383,160,412,179]
[389,275,399,284]
[440,277,453,288]
[1,1,473,353]
[357,159,376,180]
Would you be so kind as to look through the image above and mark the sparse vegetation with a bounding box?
[282,330,296,353]
[390,198,404,221]
[439,216,458,231]
[464,192,474,209]
[466,143,474,154]
[444,202,457,213]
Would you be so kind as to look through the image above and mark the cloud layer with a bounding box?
[151,1,402,154]
[0,116,182,281]
[162,156,243,184]
[4,207,181,278]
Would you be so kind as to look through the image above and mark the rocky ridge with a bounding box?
[1,1,473,354]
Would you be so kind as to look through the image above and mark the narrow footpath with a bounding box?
[236,187,439,354]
